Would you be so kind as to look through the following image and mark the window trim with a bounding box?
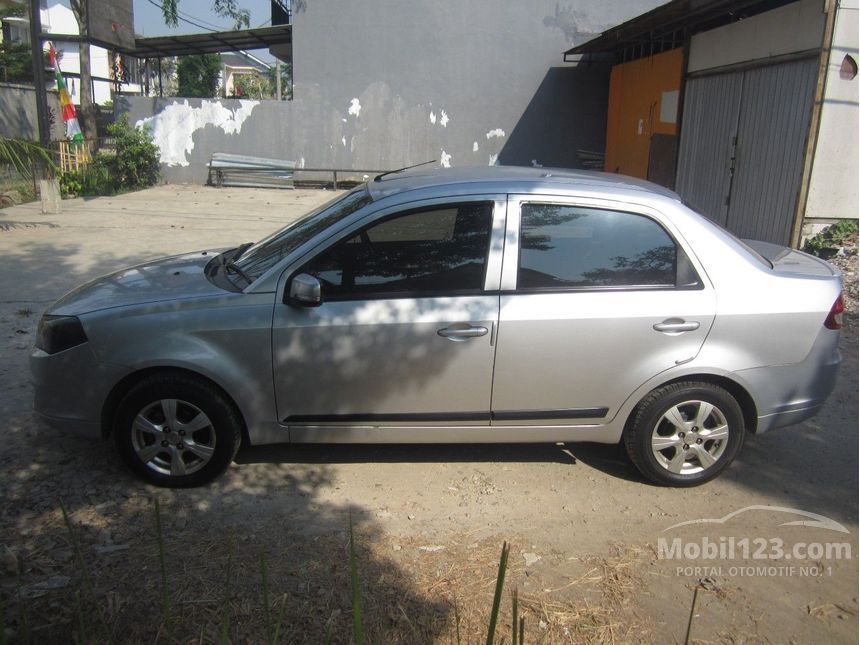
[504,195,705,294]
[281,196,507,304]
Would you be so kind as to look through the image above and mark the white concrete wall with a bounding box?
[688,0,826,73]
[805,0,859,221]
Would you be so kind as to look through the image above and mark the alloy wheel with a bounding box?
[650,400,729,475]
[130,398,216,477]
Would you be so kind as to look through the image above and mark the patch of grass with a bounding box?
[256,551,288,645]
[3,504,651,643]
[60,501,104,642]
[153,498,170,636]
[348,515,365,645]
[218,553,232,644]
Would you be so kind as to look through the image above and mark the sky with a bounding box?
[131,0,277,60]
[132,0,274,36]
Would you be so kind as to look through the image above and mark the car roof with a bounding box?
[366,165,682,202]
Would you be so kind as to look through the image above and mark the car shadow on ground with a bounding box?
[1,410,454,642]
[235,440,651,482]
[562,442,649,483]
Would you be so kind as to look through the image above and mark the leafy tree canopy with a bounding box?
[177,54,222,98]
[0,42,33,84]
[160,0,250,30]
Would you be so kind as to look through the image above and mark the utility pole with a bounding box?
[28,0,61,214]
[28,0,50,146]
[275,61,282,100]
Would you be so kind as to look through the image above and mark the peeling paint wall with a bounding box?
[119,0,661,183]
[135,99,261,167]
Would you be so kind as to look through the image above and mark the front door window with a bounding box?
[299,202,494,299]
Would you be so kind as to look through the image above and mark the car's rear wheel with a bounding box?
[114,374,241,487]
[624,382,744,487]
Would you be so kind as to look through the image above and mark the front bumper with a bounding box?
[30,343,121,440]
[33,410,101,438]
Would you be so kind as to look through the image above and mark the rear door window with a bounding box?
[517,204,699,290]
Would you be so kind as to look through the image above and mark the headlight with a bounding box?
[35,315,88,354]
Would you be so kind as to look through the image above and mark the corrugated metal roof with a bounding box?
[132,25,291,58]
[565,0,795,59]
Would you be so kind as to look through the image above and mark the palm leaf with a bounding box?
[0,137,56,178]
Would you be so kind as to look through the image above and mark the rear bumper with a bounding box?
[755,403,826,434]
[736,328,841,434]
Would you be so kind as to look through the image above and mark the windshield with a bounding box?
[236,187,373,279]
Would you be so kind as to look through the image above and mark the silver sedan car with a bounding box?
[30,167,843,487]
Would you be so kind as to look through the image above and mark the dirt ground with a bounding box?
[0,186,857,643]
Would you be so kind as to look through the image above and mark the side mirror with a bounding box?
[288,273,322,307]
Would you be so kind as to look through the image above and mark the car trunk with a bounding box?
[745,240,840,278]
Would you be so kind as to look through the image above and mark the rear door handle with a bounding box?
[653,318,700,334]
[437,325,489,341]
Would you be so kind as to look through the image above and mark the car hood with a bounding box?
[48,250,228,316]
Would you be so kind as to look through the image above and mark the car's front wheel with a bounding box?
[624,382,745,486]
[114,373,242,487]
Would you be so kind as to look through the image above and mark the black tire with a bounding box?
[114,373,242,487]
[623,381,744,487]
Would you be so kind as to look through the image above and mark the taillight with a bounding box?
[824,294,845,330]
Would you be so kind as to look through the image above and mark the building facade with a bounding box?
[1,0,143,107]
[119,0,662,183]
[575,0,858,246]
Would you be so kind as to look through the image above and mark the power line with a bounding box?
[177,9,225,31]
[144,0,218,33]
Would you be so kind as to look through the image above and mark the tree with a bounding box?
[177,54,221,98]
[0,5,32,83]
[69,0,98,142]
[230,64,292,100]
[147,57,178,97]
[0,42,33,83]
[231,71,267,99]
[267,62,293,100]
[160,0,250,30]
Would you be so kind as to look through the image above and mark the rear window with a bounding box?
[684,203,773,269]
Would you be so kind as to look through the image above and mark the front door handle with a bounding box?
[653,318,700,334]
[437,324,489,341]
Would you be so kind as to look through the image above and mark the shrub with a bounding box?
[58,170,85,198]
[59,156,115,197]
[103,116,160,190]
[59,117,160,197]
[804,219,859,257]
